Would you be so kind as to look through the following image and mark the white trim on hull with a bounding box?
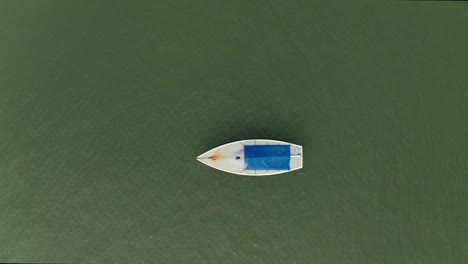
[197,139,303,176]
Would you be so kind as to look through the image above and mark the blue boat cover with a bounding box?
[244,145,291,170]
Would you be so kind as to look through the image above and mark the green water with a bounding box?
[0,1,466,263]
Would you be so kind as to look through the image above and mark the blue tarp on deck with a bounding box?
[244,145,290,170]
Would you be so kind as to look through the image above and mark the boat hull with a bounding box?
[197,139,303,176]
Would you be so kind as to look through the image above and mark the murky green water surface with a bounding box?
[0,1,466,263]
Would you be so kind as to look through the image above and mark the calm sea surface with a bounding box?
[0,1,466,263]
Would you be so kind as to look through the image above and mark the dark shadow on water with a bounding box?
[199,116,304,149]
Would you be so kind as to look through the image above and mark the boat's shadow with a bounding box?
[201,117,302,148]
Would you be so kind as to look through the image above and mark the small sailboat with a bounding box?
[197,139,303,176]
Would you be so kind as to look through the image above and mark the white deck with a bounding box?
[197,139,303,176]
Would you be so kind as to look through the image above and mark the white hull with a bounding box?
[197,139,303,176]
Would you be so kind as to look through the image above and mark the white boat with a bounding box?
[197,139,303,176]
